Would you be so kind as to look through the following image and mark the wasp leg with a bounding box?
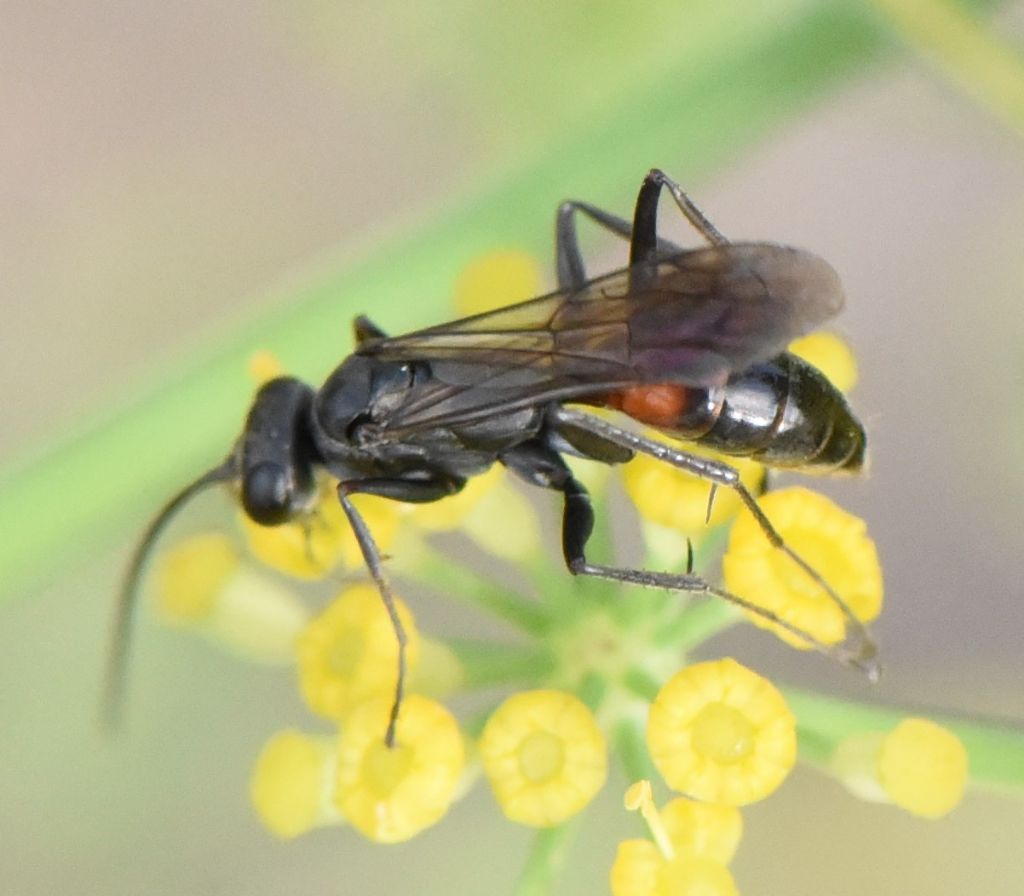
[353,315,390,345]
[555,199,681,290]
[631,169,728,270]
[501,437,860,666]
[336,474,464,747]
[548,406,880,677]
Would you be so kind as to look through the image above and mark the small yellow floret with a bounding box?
[157,532,239,623]
[453,249,541,317]
[722,487,883,649]
[661,797,743,864]
[250,729,339,839]
[623,441,764,533]
[460,476,541,561]
[878,718,969,819]
[647,659,796,806]
[479,690,608,827]
[248,350,285,386]
[208,567,310,664]
[789,331,858,393]
[241,483,402,580]
[297,584,420,721]
[157,534,309,662]
[403,464,503,532]
[610,840,739,896]
[334,695,464,843]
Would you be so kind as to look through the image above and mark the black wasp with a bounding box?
[108,169,876,745]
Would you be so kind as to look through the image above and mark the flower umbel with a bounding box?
[146,250,1011,895]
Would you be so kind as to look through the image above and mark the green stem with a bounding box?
[785,686,1024,795]
[615,718,659,784]
[652,598,740,651]
[515,820,581,896]
[414,552,550,635]
[448,639,554,689]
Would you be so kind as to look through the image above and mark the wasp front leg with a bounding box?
[337,473,464,747]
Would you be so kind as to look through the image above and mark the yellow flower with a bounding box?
[721,487,882,649]
[157,533,309,664]
[459,475,541,561]
[647,659,796,806]
[623,441,764,534]
[334,695,464,843]
[833,719,968,819]
[453,248,541,317]
[661,797,742,865]
[403,464,503,532]
[250,729,341,839]
[157,532,238,623]
[297,584,420,721]
[879,719,968,818]
[612,782,742,895]
[479,689,608,827]
[610,842,739,896]
[789,331,858,393]
[240,481,402,580]
[248,349,285,386]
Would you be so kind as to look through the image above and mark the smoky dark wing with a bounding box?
[360,243,844,430]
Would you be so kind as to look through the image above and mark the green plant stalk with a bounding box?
[515,820,581,896]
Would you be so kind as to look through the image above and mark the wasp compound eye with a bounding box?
[242,462,294,526]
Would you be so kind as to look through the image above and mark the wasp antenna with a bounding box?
[102,459,236,735]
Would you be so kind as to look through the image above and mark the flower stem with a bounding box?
[514,820,580,896]
[448,639,554,689]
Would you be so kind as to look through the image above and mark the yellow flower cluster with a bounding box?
[147,251,976,894]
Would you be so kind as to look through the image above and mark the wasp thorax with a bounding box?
[315,356,414,444]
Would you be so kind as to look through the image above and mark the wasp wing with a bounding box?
[359,243,844,431]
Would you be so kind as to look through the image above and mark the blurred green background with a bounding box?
[2,1,1023,894]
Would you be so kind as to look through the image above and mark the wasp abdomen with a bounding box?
[594,353,864,473]
[701,354,864,472]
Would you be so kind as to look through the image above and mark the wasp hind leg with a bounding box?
[500,438,846,661]
[554,197,682,290]
[556,169,725,292]
[545,407,880,678]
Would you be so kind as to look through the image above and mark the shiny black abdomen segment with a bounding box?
[239,377,319,524]
[660,353,865,472]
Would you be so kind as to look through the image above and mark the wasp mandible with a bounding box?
[108,169,875,746]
